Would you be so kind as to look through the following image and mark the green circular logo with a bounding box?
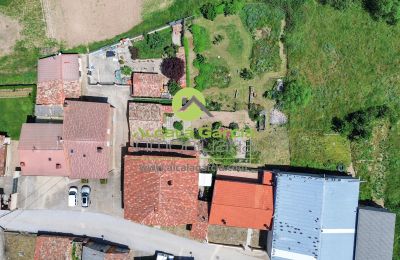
[172,88,208,121]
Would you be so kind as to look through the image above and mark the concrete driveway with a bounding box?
[0,209,269,260]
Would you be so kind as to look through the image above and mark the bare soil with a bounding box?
[0,13,21,57]
[42,0,145,47]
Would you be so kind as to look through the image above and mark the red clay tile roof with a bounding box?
[0,135,6,176]
[34,235,73,260]
[209,172,274,230]
[124,153,199,226]
[63,101,112,179]
[18,124,69,176]
[131,73,167,97]
[128,102,164,142]
[190,200,209,240]
[37,54,80,105]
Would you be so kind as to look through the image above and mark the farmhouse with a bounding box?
[209,169,274,230]
[19,101,113,179]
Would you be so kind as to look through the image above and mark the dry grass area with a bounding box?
[191,110,256,129]
[0,13,21,57]
[4,232,37,260]
[142,0,173,19]
[43,0,145,47]
[207,225,247,245]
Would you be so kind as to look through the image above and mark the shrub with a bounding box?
[173,121,184,131]
[364,0,400,24]
[241,3,284,33]
[212,34,225,45]
[161,57,185,81]
[206,99,222,111]
[203,135,237,165]
[248,103,264,122]
[146,32,163,49]
[212,121,222,130]
[240,68,254,80]
[167,80,181,95]
[128,46,139,59]
[190,25,211,53]
[200,3,217,20]
[121,66,133,76]
[163,45,177,57]
[229,122,239,130]
[250,39,280,74]
[224,0,245,15]
[320,0,352,10]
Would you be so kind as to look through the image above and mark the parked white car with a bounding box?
[81,185,91,207]
[68,187,78,207]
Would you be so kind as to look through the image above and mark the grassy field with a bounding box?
[0,0,59,84]
[285,1,400,256]
[0,85,35,139]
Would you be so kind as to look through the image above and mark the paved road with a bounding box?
[0,210,267,260]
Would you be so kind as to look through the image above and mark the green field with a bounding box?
[0,96,34,139]
[284,1,400,256]
[133,28,173,59]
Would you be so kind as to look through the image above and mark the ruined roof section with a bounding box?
[209,171,274,230]
[63,100,112,142]
[37,54,80,105]
[124,153,199,226]
[0,135,6,176]
[177,47,186,87]
[34,235,73,260]
[131,73,167,98]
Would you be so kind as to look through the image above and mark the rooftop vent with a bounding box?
[97,147,103,153]
[48,158,52,161]
[167,180,173,186]
[56,163,61,169]
[20,162,25,167]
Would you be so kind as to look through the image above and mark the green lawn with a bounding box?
[133,28,172,59]
[0,97,34,139]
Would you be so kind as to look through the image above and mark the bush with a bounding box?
[163,45,177,57]
[206,99,222,111]
[161,57,185,81]
[121,66,133,76]
[229,122,239,130]
[250,39,281,74]
[320,0,352,10]
[128,46,139,59]
[248,103,264,122]
[212,121,222,130]
[332,105,391,140]
[241,3,284,34]
[213,34,225,45]
[364,0,400,24]
[271,78,312,112]
[224,0,245,15]
[200,3,217,20]
[168,80,181,96]
[146,32,164,49]
[203,135,237,165]
[240,68,254,80]
[190,25,211,53]
[173,121,184,131]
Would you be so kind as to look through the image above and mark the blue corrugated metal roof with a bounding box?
[271,173,360,260]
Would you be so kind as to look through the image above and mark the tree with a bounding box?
[173,121,184,131]
[128,46,139,59]
[200,3,217,20]
[224,0,245,15]
[146,32,163,49]
[212,121,222,130]
[240,68,254,80]
[364,0,400,24]
[161,57,185,81]
[279,78,312,112]
[167,80,181,96]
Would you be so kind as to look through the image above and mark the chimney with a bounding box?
[262,171,273,185]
